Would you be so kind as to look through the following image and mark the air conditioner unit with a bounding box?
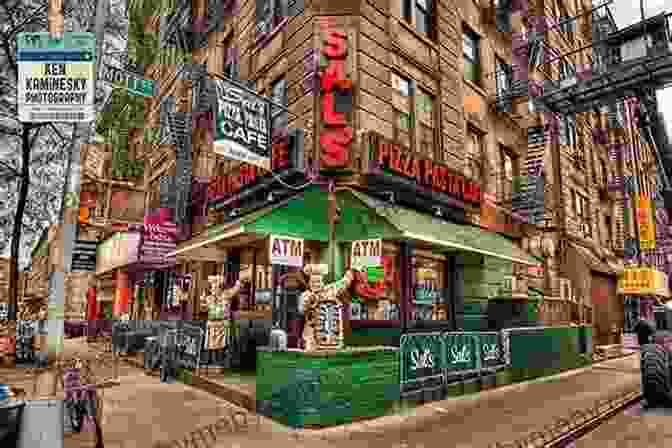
[501,275,517,294]
[560,76,577,89]
[559,278,572,301]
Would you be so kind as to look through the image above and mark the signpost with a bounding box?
[213,78,271,170]
[269,235,304,267]
[99,62,156,97]
[17,32,96,122]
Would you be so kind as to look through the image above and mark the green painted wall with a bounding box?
[346,327,401,347]
[460,255,514,330]
[256,349,400,428]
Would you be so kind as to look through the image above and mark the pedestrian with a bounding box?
[635,319,655,346]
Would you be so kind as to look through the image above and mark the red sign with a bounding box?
[369,134,481,204]
[143,209,177,243]
[319,22,353,170]
[207,140,291,202]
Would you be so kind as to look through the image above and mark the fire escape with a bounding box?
[533,3,672,206]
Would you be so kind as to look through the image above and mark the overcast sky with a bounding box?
[606,0,672,132]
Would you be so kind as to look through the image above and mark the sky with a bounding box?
[606,0,672,133]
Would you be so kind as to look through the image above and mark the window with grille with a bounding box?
[221,34,238,79]
[501,147,516,201]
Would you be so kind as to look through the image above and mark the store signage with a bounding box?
[100,62,156,97]
[208,129,307,215]
[213,78,271,170]
[618,268,669,296]
[139,211,177,266]
[637,195,656,250]
[269,235,304,267]
[367,132,481,204]
[17,32,95,122]
[319,22,353,171]
[350,239,382,269]
[96,232,141,275]
[71,239,97,272]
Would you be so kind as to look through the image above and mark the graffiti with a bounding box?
[410,349,435,370]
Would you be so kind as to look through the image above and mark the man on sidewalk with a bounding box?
[635,319,656,346]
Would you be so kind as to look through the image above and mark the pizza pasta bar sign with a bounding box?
[269,235,304,267]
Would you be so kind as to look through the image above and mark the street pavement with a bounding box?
[1,341,645,448]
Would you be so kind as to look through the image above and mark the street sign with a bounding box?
[71,239,97,272]
[17,32,95,122]
[100,62,156,97]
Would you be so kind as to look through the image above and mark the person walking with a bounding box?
[635,318,656,346]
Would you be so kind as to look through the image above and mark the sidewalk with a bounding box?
[208,354,642,447]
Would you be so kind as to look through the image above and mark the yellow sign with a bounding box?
[618,268,669,297]
[637,195,656,250]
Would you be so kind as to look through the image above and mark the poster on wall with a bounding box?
[269,235,304,267]
[17,32,95,122]
[213,78,271,170]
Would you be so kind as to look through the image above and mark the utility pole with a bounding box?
[45,0,109,391]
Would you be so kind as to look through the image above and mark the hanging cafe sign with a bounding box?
[208,128,308,222]
[213,78,271,170]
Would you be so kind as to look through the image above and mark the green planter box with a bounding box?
[462,378,481,395]
[256,347,400,428]
[496,369,512,387]
[445,382,463,397]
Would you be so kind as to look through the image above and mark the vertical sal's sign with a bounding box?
[319,18,353,170]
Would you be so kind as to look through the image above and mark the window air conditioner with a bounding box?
[559,278,572,301]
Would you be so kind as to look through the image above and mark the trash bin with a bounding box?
[0,401,25,448]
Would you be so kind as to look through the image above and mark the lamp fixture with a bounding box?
[433,206,443,217]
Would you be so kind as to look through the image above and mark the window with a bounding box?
[391,73,435,156]
[559,59,575,81]
[463,27,481,84]
[411,256,446,321]
[605,215,612,246]
[495,0,513,33]
[557,1,574,39]
[402,0,434,38]
[221,34,238,79]
[563,115,577,150]
[256,0,287,37]
[350,247,400,321]
[574,190,587,219]
[501,148,517,201]
[466,129,483,180]
[270,77,287,139]
[600,159,608,186]
[496,56,511,96]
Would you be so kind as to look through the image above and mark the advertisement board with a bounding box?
[138,210,177,266]
[213,78,271,170]
[269,235,304,267]
[637,195,656,250]
[618,268,669,296]
[17,32,95,122]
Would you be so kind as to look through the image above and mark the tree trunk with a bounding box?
[8,124,32,320]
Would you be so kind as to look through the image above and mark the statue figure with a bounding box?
[299,264,356,352]
[200,271,251,351]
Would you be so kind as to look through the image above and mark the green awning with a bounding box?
[350,190,539,266]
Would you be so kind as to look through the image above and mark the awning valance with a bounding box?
[350,191,539,266]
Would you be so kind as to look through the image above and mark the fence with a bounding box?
[400,325,593,400]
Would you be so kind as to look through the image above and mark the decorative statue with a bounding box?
[299,264,356,352]
[199,271,251,350]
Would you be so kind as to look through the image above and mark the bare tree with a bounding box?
[0,0,128,319]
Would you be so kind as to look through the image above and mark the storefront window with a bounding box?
[411,255,446,321]
[349,247,400,321]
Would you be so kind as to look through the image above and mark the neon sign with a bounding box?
[318,19,353,170]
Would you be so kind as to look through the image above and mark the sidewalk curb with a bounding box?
[283,353,641,441]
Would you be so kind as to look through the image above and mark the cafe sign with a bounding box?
[350,239,382,270]
[213,78,271,171]
[269,235,304,267]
